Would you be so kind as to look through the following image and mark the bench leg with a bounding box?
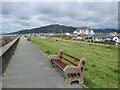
[65,78,83,86]
[64,78,71,86]
[78,74,84,85]
[78,79,83,85]
[63,65,85,86]
[49,61,54,68]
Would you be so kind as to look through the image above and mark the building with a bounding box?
[92,33,119,42]
[113,36,119,42]
[72,36,83,40]
[73,26,95,35]
[65,33,71,36]
[109,32,118,36]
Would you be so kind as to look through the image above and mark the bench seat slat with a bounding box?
[51,59,66,70]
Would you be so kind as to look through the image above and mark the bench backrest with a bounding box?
[59,51,80,66]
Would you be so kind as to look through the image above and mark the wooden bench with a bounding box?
[27,37,31,41]
[48,51,86,86]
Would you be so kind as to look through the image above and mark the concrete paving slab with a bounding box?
[2,37,84,88]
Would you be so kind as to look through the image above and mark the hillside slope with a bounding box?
[9,24,120,34]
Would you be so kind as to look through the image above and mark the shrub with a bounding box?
[93,41,116,45]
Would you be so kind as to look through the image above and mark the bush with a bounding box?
[93,41,116,45]
[81,39,85,41]
[45,50,51,55]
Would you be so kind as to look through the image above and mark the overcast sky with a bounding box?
[1,2,118,33]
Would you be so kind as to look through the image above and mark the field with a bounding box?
[28,36,119,88]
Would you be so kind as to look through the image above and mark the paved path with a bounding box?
[2,37,83,88]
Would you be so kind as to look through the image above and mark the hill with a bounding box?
[10,24,77,34]
[9,24,120,34]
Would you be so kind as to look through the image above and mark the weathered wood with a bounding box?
[27,38,31,41]
[60,56,78,66]
[60,51,80,61]
[48,55,61,68]
[51,60,66,70]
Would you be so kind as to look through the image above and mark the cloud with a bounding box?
[1,2,118,33]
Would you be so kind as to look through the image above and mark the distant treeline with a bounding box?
[93,29,120,33]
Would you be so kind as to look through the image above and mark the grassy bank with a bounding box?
[28,36,118,88]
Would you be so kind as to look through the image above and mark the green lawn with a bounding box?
[28,36,119,88]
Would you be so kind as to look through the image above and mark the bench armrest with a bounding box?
[63,66,83,78]
[48,55,60,60]
[78,58,86,67]
[63,58,86,86]
[63,65,85,86]
[63,58,86,77]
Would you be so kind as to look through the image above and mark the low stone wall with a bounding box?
[0,36,20,75]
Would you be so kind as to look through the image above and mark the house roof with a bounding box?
[117,34,120,38]
[92,33,114,38]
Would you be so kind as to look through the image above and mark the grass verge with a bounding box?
[28,36,119,88]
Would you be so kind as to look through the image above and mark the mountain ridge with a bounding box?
[9,24,120,34]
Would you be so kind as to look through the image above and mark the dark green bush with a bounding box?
[93,41,116,45]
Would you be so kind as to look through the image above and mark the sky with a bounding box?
[1,1,119,34]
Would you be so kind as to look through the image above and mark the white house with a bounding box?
[48,33,54,36]
[92,33,119,42]
[73,26,95,35]
[73,31,78,34]
[89,30,95,35]
[65,33,71,36]
[112,36,119,42]
[72,36,83,40]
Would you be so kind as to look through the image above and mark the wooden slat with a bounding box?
[60,56,78,66]
[51,60,66,70]
[60,51,80,61]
